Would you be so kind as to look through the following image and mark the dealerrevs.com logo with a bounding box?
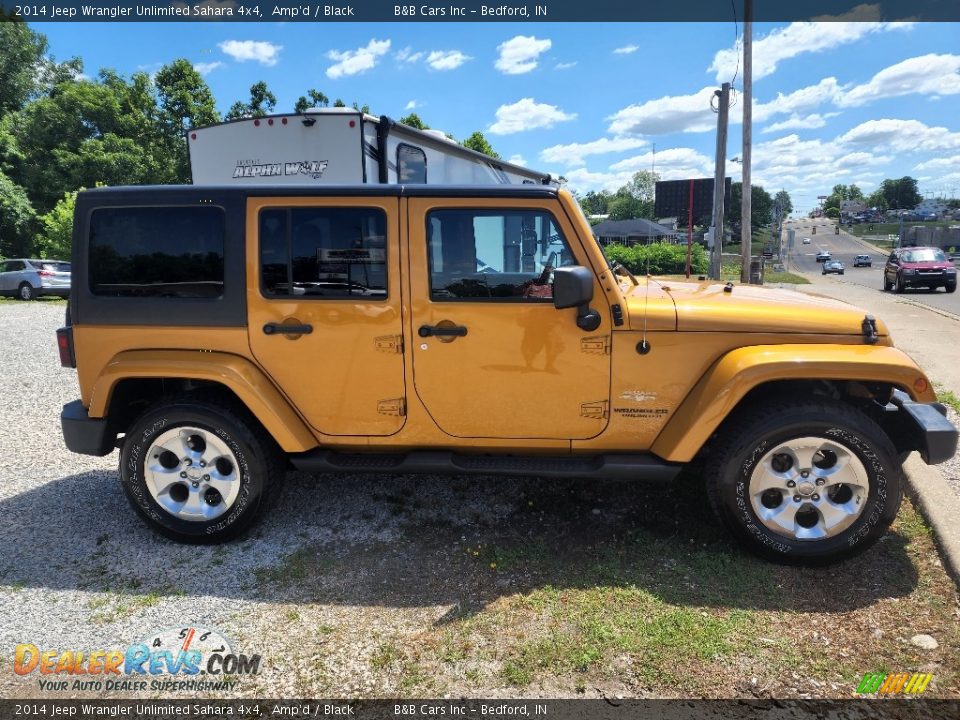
[13,627,261,693]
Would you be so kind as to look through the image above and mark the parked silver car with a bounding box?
[0,258,71,300]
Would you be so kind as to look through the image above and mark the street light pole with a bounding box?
[740,0,753,283]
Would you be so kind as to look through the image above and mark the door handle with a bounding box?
[263,323,313,336]
[418,324,467,338]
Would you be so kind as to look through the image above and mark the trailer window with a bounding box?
[397,144,427,184]
[88,207,225,298]
[426,209,574,301]
[259,207,388,299]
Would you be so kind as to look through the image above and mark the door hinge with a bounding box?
[377,398,406,416]
[580,336,611,355]
[580,401,608,419]
[375,335,404,354]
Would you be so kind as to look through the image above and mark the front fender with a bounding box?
[650,344,935,463]
[88,350,318,452]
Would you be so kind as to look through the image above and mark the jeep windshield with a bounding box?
[902,248,947,263]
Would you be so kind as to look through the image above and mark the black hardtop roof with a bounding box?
[78,184,560,200]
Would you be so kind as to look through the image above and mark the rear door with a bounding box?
[406,197,611,440]
[246,196,406,437]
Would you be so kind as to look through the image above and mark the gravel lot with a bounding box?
[1,300,958,700]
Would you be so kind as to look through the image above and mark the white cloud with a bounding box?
[761,113,840,133]
[835,151,891,168]
[426,50,471,70]
[562,147,713,193]
[555,61,577,70]
[837,118,960,152]
[914,156,960,171]
[326,39,391,79]
[194,61,224,76]
[508,154,527,166]
[540,137,647,166]
[495,35,552,75]
[613,45,639,55]
[403,100,420,111]
[395,46,424,64]
[488,98,576,135]
[708,20,913,83]
[607,87,724,136]
[218,40,282,66]
[754,78,844,122]
[837,54,960,107]
[611,147,713,178]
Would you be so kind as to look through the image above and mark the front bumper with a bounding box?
[901,272,954,287]
[889,390,958,465]
[61,400,117,456]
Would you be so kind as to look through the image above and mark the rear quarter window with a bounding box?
[88,207,225,298]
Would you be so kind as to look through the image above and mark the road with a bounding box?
[783,218,960,318]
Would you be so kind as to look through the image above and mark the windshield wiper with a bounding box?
[611,260,639,286]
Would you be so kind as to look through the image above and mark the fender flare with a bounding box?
[88,350,317,452]
[650,344,933,463]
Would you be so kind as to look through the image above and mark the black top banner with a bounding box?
[2,0,960,22]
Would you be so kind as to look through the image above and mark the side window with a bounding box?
[5,261,26,272]
[397,144,427,184]
[426,209,575,301]
[259,207,387,299]
[88,207,225,298]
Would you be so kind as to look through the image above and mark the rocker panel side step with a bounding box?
[289,450,682,481]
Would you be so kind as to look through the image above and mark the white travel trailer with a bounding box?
[188,108,552,187]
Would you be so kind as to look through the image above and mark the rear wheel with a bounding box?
[705,399,902,564]
[119,398,283,543]
[18,282,35,301]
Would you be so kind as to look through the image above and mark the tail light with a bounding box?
[56,327,76,368]
[38,270,53,277]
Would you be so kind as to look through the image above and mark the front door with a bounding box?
[247,197,406,437]
[407,198,611,440]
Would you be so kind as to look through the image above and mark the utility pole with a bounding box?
[740,0,753,283]
[710,82,730,280]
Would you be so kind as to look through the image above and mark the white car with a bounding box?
[816,251,832,263]
[802,238,811,244]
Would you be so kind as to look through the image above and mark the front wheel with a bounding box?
[705,400,902,564]
[946,282,956,294]
[119,398,283,543]
[883,275,892,291]
[894,274,905,293]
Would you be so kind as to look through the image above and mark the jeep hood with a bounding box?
[622,279,888,336]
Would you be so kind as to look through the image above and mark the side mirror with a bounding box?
[553,266,601,331]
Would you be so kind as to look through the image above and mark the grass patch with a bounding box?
[934,384,960,414]
[255,545,333,585]
[720,260,809,285]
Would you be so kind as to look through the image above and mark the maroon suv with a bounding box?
[883,246,957,293]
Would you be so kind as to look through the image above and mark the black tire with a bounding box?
[894,274,905,293]
[705,399,902,565]
[119,397,283,543]
[947,283,956,294]
[883,274,892,291]
[18,282,35,301]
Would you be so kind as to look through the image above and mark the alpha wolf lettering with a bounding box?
[284,160,329,179]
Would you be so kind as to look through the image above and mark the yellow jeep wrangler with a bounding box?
[57,184,957,563]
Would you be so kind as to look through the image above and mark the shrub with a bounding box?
[603,241,708,276]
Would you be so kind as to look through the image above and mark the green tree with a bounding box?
[606,170,658,221]
[0,169,36,257]
[727,182,773,230]
[773,190,793,219]
[825,206,840,219]
[154,59,219,182]
[294,88,329,113]
[36,188,79,259]
[225,81,277,120]
[866,189,888,211]
[461,131,499,159]
[879,177,922,210]
[399,112,428,130]
[579,190,613,216]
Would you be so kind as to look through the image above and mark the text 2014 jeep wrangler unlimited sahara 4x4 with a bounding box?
[57,184,957,563]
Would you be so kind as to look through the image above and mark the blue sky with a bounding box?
[38,20,960,213]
